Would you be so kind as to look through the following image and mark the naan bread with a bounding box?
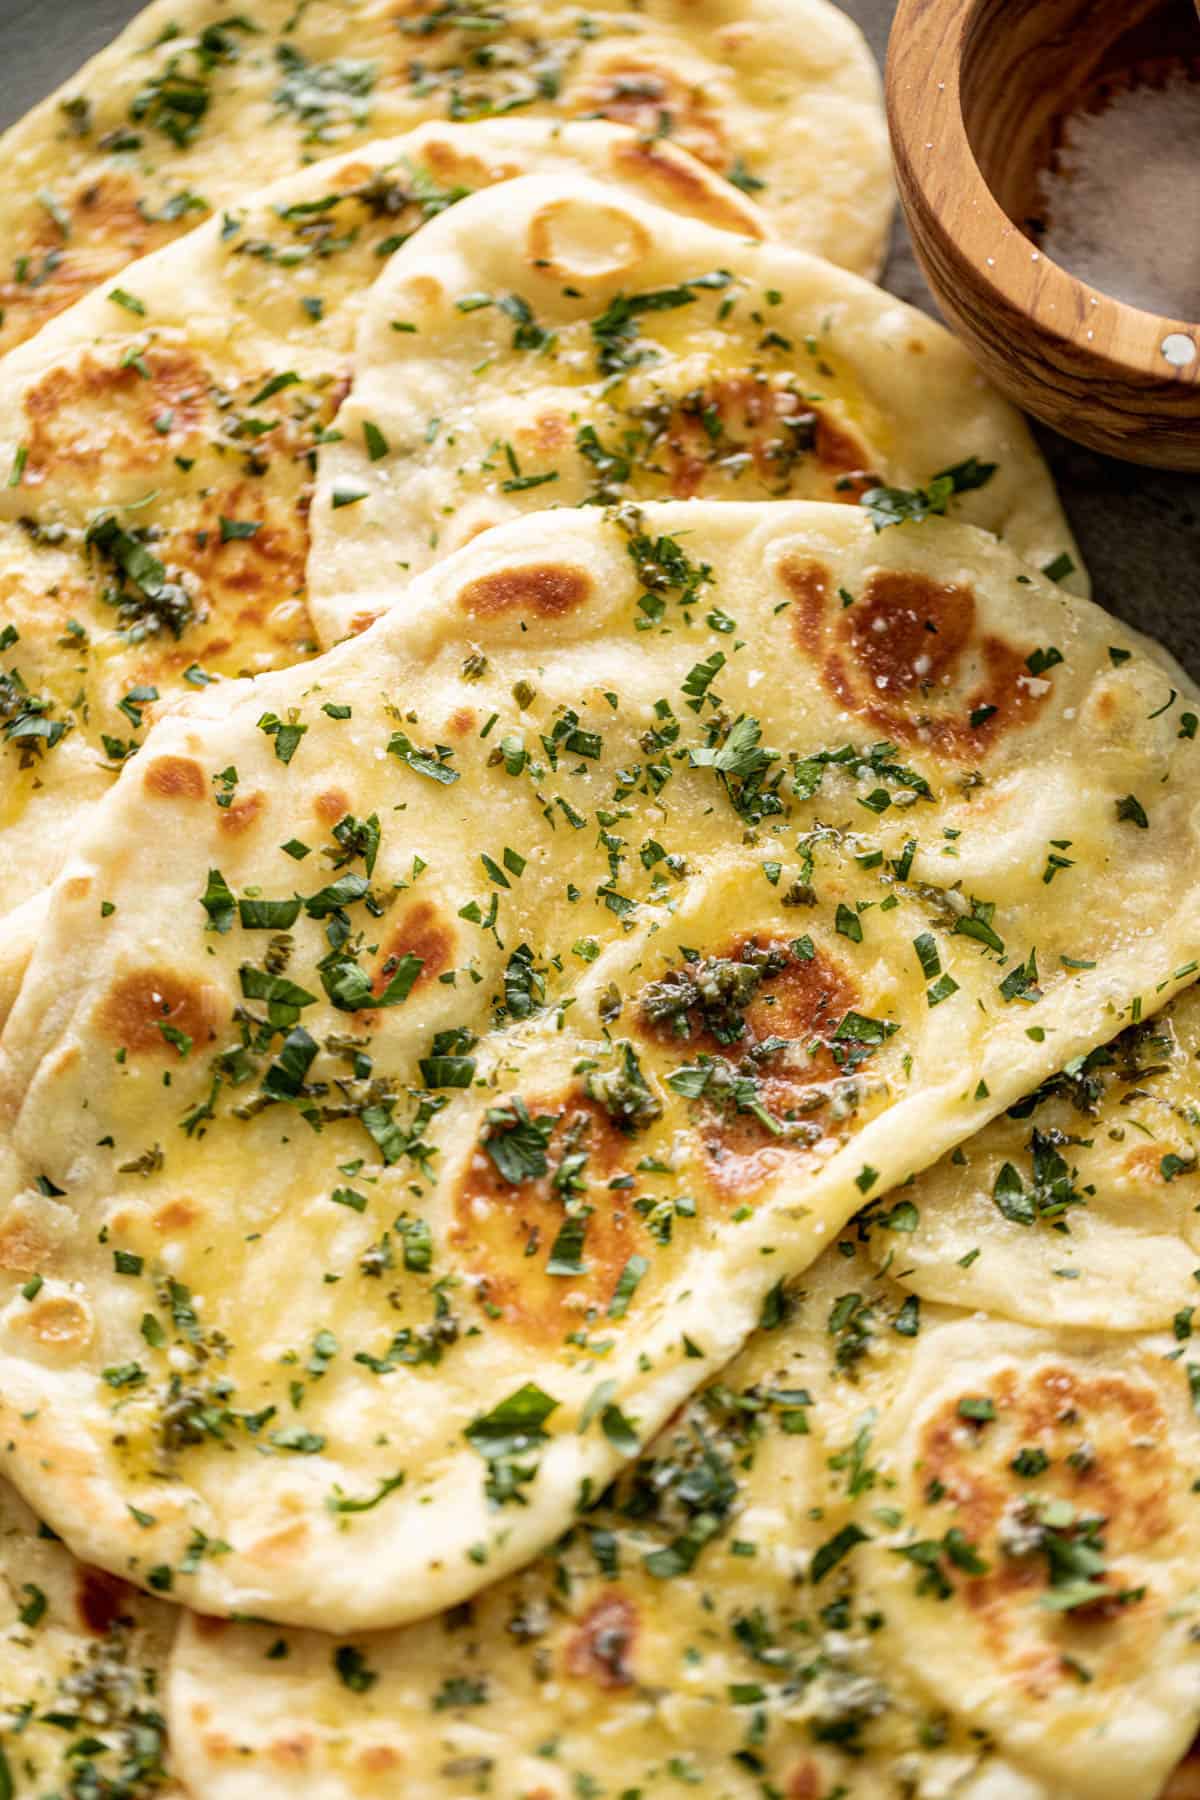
[0,118,763,1019]
[308,173,1085,649]
[892,981,1200,1332]
[0,501,1194,1633]
[0,0,890,357]
[167,1231,1200,1800]
[0,1478,180,1798]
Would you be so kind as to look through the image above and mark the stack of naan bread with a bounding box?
[0,3,1198,1795]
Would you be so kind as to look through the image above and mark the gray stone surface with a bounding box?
[0,0,1195,668]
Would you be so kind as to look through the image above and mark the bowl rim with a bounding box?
[885,0,1200,386]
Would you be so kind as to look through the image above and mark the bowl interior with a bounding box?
[960,0,1200,239]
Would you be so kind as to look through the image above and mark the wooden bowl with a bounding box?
[886,0,1200,468]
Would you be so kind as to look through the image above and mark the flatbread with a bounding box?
[0,1478,180,1798]
[164,969,1200,1800]
[0,0,890,358]
[0,118,764,1021]
[307,172,1086,649]
[0,501,1195,1633]
[167,1229,1200,1800]
[889,981,1200,1332]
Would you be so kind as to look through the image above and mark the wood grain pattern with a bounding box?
[1164,1740,1200,1800]
[887,0,1200,468]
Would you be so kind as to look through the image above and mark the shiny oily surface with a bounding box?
[0,117,764,1020]
[894,985,1200,1330]
[0,0,890,357]
[168,1195,1200,1800]
[0,503,1199,1635]
[15,0,1200,707]
[0,1477,180,1800]
[309,172,1083,647]
[166,996,1200,1800]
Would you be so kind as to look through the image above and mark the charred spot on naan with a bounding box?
[20,1291,93,1353]
[161,485,313,664]
[191,1724,238,1764]
[152,1197,202,1235]
[218,790,268,837]
[458,563,592,620]
[265,1733,317,1770]
[102,497,316,689]
[814,414,881,500]
[563,1589,638,1688]
[97,969,227,1056]
[445,705,477,738]
[245,1514,312,1569]
[68,171,190,259]
[142,755,206,802]
[22,345,209,483]
[783,1764,828,1800]
[609,138,766,239]
[452,1095,643,1341]
[418,135,521,193]
[639,934,854,1060]
[355,1744,407,1775]
[178,487,307,598]
[76,1565,137,1636]
[638,379,877,502]
[640,936,864,1197]
[784,558,1052,757]
[0,254,116,351]
[912,1361,1174,1694]
[568,61,728,170]
[527,197,652,282]
[520,410,572,456]
[394,272,444,317]
[313,788,353,829]
[455,515,505,552]
[0,1205,58,1274]
[372,900,456,995]
[0,174,189,353]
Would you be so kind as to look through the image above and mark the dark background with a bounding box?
[1,0,1197,671]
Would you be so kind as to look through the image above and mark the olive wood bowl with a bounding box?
[886,0,1200,468]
